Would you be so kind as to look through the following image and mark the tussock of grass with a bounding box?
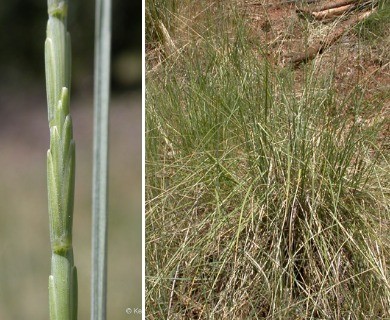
[146,2,389,319]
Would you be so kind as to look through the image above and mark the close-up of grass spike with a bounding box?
[45,0,78,319]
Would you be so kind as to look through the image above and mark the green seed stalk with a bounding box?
[45,0,78,319]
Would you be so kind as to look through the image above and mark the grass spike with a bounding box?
[45,0,77,318]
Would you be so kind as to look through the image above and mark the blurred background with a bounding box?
[0,1,142,319]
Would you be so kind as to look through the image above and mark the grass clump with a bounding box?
[146,2,389,319]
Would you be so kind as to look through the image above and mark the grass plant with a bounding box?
[45,0,77,319]
[146,1,389,318]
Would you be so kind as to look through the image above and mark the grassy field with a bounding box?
[146,1,389,319]
[0,89,141,319]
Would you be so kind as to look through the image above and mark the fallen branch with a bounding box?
[247,0,320,7]
[297,0,375,21]
[288,10,374,68]
[311,3,355,20]
[312,0,359,11]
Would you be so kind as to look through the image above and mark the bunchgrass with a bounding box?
[146,1,389,318]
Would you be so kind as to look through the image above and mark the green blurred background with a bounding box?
[0,1,142,319]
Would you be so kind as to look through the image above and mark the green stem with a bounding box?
[91,0,112,319]
[45,1,78,319]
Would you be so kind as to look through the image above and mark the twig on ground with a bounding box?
[312,0,359,11]
[310,4,356,20]
[297,0,375,21]
[289,9,375,68]
[246,0,320,7]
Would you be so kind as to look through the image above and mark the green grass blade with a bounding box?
[91,0,112,319]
